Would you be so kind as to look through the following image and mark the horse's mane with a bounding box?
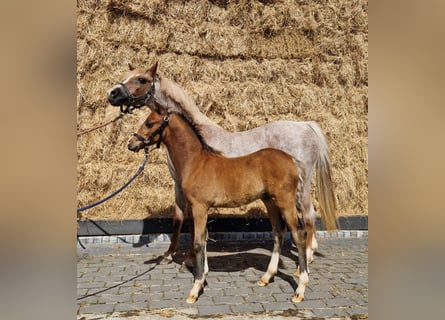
[159,75,221,128]
[171,112,222,155]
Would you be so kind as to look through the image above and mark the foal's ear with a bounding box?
[128,63,136,71]
[146,61,158,75]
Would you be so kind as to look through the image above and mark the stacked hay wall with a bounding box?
[77,0,368,221]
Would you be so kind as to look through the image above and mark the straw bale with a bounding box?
[77,0,368,220]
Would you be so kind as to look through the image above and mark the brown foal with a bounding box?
[128,111,309,304]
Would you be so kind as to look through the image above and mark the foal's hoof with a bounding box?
[257,279,268,287]
[307,256,314,264]
[186,295,198,304]
[291,295,304,303]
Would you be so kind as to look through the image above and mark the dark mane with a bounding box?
[171,112,222,155]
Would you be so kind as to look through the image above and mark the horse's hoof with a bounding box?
[184,257,195,268]
[308,256,314,264]
[257,279,268,287]
[179,263,190,273]
[160,256,173,265]
[293,267,300,277]
[186,295,197,304]
[291,295,304,303]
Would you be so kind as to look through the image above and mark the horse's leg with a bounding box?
[258,200,286,286]
[279,204,309,303]
[186,204,208,304]
[301,173,317,265]
[305,202,317,264]
[161,182,186,264]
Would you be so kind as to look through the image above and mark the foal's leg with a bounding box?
[258,201,286,286]
[186,204,209,304]
[162,182,186,264]
[179,209,196,272]
[280,205,309,303]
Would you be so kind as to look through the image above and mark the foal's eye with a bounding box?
[145,121,154,128]
[138,77,148,84]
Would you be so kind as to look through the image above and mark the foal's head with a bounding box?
[108,62,159,107]
[128,111,167,152]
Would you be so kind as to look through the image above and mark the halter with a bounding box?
[118,80,156,114]
[133,114,170,151]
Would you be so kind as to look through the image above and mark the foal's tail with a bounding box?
[307,122,338,231]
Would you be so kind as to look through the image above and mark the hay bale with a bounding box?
[77,0,368,220]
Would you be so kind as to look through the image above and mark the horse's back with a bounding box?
[218,120,320,168]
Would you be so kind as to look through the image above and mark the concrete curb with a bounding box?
[78,216,368,236]
[77,230,368,248]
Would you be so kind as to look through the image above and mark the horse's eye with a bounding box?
[138,77,148,84]
[145,121,154,128]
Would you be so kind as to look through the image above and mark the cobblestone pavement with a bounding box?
[77,235,367,319]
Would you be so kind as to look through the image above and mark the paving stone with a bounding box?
[223,287,253,296]
[77,288,89,296]
[311,308,337,318]
[77,282,106,289]
[131,293,150,302]
[198,304,232,316]
[262,301,295,312]
[244,294,273,303]
[98,293,133,304]
[298,299,328,309]
[213,294,245,305]
[77,237,368,318]
[77,295,99,304]
[273,292,294,302]
[149,299,179,309]
[349,305,368,316]
[113,301,148,312]
[327,297,354,307]
[194,295,214,306]
[164,290,186,300]
[78,303,114,314]
[177,306,199,315]
[231,302,264,313]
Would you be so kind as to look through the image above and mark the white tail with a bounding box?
[307,122,337,230]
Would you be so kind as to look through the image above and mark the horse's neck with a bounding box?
[158,77,221,128]
[162,115,205,177]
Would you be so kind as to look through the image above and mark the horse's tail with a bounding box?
[307,122,338,231]
[294,158,306,215]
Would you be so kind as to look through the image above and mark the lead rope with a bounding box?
[77,112,125,137]
[77,150,150,250]
[77,150,149,213]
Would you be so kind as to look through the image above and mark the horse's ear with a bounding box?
[128,63,135,71]
[146,61,158,75]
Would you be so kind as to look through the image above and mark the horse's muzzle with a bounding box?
[108,85,127,106]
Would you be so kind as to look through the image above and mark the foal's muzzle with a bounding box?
[128,141,143,152]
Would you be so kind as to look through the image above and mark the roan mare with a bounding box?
[108,62,337,265]
[128,110,309,303]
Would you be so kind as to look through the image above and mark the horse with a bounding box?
[108,62,337,265]
[128,110,309,304]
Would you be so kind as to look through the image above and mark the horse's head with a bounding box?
[108,62,159,109]
[128,111,169,152]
